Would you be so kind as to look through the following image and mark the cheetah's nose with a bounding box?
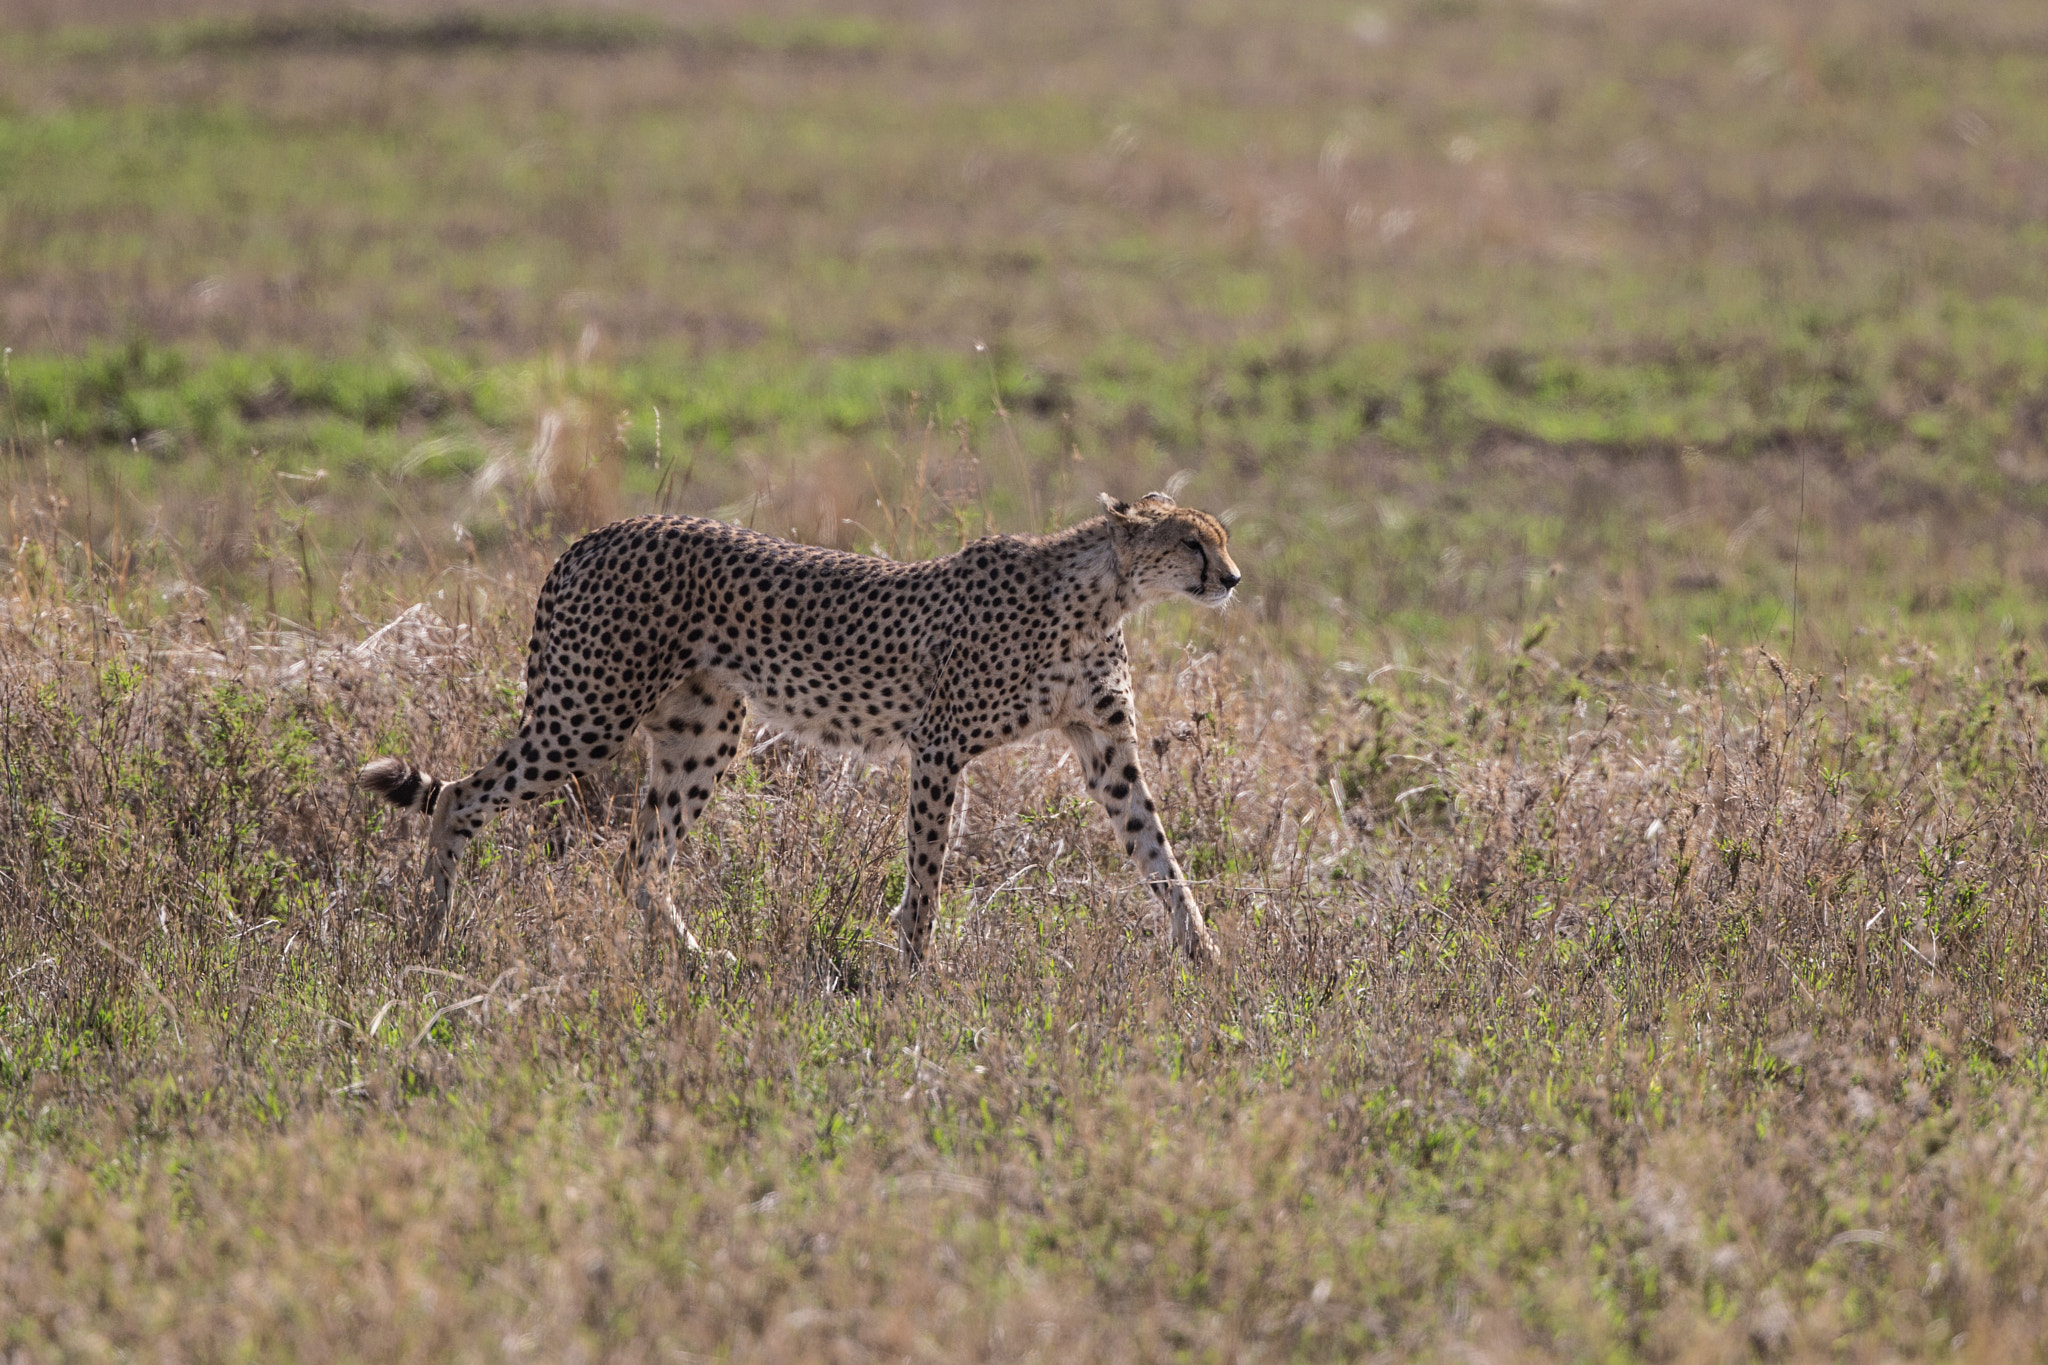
[1220,570,1242,590]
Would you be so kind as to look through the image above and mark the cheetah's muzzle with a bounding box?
[359,491,1242,969]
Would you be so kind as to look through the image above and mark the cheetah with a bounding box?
[359,491,1242,967]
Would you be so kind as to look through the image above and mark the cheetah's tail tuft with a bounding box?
[357,756,445,814]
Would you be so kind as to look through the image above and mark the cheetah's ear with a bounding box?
[1099,492,1141,523]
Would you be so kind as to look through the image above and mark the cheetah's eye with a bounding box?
[1183,538,1201,551]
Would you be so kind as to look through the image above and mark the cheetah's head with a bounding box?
[1099,492,1242,608]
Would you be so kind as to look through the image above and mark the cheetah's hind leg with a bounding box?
[368,685,639,953]
[629,676,747,966]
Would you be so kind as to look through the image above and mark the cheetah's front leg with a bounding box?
[1064,722,1220,965]
[890,743,961,968]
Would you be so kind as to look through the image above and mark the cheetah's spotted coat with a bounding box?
[360,492,1242,966]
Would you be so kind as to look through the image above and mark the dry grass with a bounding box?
[8,472,2048,1361]
[6,0,2048,1357]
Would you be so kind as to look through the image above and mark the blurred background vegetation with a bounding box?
[5,0,2047,665]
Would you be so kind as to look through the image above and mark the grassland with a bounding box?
[7,0,2048,1359]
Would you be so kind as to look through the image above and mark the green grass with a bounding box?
[18,306,2048,468]
[11,321,2048,671]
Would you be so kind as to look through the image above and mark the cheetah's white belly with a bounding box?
[738,690,914,761]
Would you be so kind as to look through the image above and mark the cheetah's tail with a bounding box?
[357,756,446,814]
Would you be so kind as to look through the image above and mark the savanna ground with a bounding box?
[6,0,2048,1359]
